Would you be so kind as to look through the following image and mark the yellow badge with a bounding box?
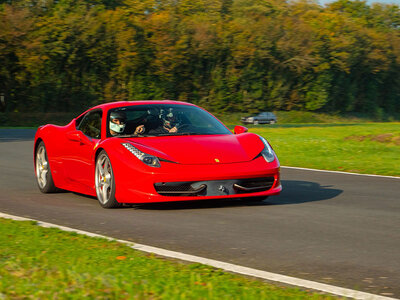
[215,158,220,163]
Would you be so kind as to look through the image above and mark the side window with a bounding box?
[75,114,85,128]
[78,110,102,139]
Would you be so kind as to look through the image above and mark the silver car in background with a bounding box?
[241,112,277,125]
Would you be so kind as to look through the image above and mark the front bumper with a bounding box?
[112,154,281,203]
[154,176,276,197]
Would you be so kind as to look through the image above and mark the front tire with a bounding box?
[35,141,58,193]
[253,120,259,125]
[95,150,121,208]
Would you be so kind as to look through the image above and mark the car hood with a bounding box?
[124,133,265,165]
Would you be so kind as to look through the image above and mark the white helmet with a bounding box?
[109,111,126,134]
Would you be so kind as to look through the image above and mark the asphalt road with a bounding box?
[1,129,399,298]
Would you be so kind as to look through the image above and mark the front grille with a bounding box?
[155,183,193,192]
[233,177,275,193]
[154,177,275,197]
[154,182,207,196]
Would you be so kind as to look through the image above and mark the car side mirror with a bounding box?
[66,130,82,142]
[234,125,248,134]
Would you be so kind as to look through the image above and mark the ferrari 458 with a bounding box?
[34,101,281,208]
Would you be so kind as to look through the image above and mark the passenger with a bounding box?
[109,111,144,136]
[109,111,126,136]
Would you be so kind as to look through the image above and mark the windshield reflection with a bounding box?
[108,104,232,137]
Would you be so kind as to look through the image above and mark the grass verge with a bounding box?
[216,111,398,125]
[250,123,400,176]
[0,218,334,299]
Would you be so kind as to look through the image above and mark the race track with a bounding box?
[0,129,399,298]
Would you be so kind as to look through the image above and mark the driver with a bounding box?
[161,110,178,133]
[146,109,179,134]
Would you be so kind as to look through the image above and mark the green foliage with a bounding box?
[0,0,399,115]
[304,74,331,111]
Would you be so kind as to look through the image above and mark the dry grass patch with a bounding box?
[345,133,400,145]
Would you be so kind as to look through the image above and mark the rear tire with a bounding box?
[95,150,121,208]
[35,141,58,193]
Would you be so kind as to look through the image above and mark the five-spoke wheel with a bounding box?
[35,141,57,193]
[95,150,120,208]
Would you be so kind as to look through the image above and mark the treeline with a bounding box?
[1,0,400,116]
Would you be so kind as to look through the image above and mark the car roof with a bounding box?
[90,100,196,111]
[75,100,201,121]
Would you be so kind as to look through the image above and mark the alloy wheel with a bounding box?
[95,153,114,205]
[36,145,48,189]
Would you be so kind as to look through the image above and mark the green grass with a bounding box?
[215,110,397,125]
[0,218,334,299]
[249,123,400,176]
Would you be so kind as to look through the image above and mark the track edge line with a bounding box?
[281,166,400,179]
[0,212,396,300]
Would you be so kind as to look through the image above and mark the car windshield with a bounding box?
[108,104,232,137]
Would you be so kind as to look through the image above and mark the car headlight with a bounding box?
[122,143,161,168]
[259,136,275,163]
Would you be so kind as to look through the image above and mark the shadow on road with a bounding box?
[265,180,342,205]
[133,180,342,210]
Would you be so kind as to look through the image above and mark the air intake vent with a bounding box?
[154,177,275,197]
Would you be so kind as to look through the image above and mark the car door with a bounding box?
[64,109,102,194]
[267,112,276,123]
[259,113,268,123]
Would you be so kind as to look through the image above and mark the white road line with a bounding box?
[281,166,400,179]
[0,212,397,300]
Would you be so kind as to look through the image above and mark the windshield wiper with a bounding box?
[172,132,207,136]
[115,134,156,138]
[116,132,220,138]
[153,132,207,136]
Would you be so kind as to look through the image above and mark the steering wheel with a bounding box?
[176,123,190,130]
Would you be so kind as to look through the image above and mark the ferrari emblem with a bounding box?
[215,158,220,163]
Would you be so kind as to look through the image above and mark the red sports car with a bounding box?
[34,101,281,208]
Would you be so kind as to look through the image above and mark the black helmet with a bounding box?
[162,109,176,128]
[110,111,126,123]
